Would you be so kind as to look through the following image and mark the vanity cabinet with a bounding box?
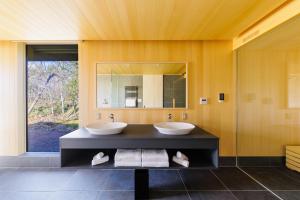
[60,124,219,199]
[60,124,219,169]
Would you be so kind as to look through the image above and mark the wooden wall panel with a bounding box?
[79,40,235,156]
[201,41,236,156]
[237,49,300,156]
[0,41,26,156]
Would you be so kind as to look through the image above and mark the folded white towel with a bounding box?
[115,149,141,159]
[125,98,137,107]
[91,155,109,166]
[114,149,142,167]
[141,149,169,167]
[172,156,189,167]
[115,149,141,161]
[142,149,169,162]
[142,161,169,167]
[114,161,141,167]
[93,152,105,160]
[176,151,188,161]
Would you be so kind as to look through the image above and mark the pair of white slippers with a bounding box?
[172,151,189,167]
[91,152,109,166]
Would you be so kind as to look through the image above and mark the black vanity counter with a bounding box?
[60,124,219,169]
[60,124,218,149]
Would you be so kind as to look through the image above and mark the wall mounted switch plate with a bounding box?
[200,97,208,105]
[218,93,224,103]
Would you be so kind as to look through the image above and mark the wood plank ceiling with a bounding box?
[0,0,287,40]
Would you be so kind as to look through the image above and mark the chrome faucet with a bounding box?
[168,113,172,121]
[109,113,115,122]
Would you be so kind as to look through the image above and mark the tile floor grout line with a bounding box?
[187,189,266,192]
[59,169,78,190]
[177,170,192,200]
[209,169,239,200]
[151,189,188,192]
[237,167,284,200]
[154,189,227,192]
[60,189,135,192]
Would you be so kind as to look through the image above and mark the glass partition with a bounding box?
[236,16,300,165]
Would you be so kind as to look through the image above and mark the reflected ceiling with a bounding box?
[97,63,186,75]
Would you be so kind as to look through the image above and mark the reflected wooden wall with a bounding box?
[79,40,236,156]
[237,49,300,156]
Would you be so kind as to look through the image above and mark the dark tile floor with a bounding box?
[0,167,299,200]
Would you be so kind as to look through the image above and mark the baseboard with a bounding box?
[0,153,60,168]
[219,156,236,166]
[237,156,285,167]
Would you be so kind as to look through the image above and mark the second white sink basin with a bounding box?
[85,122,127,135]
[154,122,195,135]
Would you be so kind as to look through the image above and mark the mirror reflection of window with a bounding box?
[163,74,186,108]
[97,75,112,108]
[96,63,187,109]
[143,75,163,108]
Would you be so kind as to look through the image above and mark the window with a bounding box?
[26,45,78,152]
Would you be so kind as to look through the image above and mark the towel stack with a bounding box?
[142,149,169,167]
[114,149,141,167]
[114,149,169,167]
[91,152,109,166]
[172,151,189,167]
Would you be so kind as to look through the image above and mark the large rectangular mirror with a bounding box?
[96,62,187,109]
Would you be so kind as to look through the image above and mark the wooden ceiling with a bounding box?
[0,0,286,40]
[240,14,300,51]
[97,63,186,75]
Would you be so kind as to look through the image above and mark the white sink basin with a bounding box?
[154,122,195,135]
[85,122,127,135]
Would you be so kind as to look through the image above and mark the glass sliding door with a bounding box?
[26,45,78,152]
[236,16,300,166]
